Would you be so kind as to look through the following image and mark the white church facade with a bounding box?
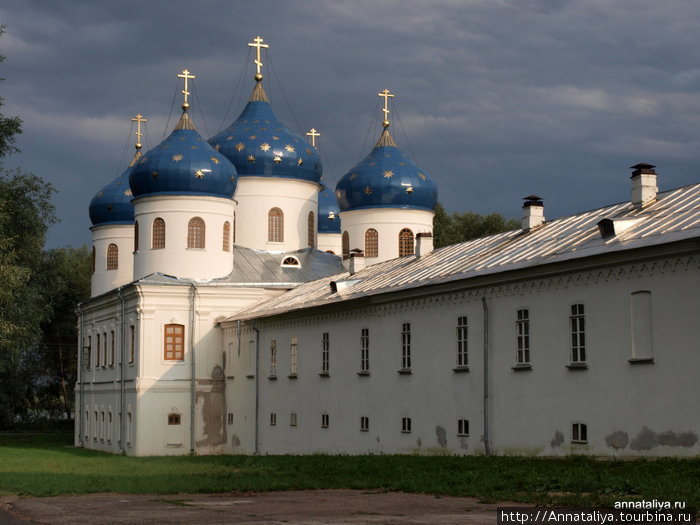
[76,38,700,457]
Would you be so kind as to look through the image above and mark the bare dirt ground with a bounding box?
[0,490,521,524]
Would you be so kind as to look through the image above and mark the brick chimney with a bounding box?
[521,195,545,231]
[630,163,657,209]
[415,232,434,257]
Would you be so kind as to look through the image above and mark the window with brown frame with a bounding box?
[398,228,414,257]
[168,413,181,425]
[268,208,284,242]
[134,221,139,252]
[106,243,119,270]
[164,324,185,361]
[187,217,205,249]
[223,221,231,251]
[152,218,165,249]
[342,231,350,259]
[307,211,315,247]
[365,228,378,257]
[91,246,96,273]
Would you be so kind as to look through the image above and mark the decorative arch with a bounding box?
[187,217,205,249]
[223,221,231,252]
[365,228,378,258]
[342,231,350,259]
[106,243,119,270]
[268,208,284,243]
[152,218,165,249]
[398,228,414,257]
[307,211,315,247]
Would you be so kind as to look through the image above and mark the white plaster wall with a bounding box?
[317,232,342,255]
[132,195,235,281]
[91,224,134,297]
[339,207,434,264]
[233,177,320,251]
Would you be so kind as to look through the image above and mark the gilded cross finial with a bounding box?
[306,128,320,148]
[131,114,147,150]
[378,88,395,128]
[248,35,269,82]
[177,69,196,111]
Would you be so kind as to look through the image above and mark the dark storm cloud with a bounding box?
[1,0,700,247]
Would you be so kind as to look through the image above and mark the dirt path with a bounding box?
[0,490,518,524]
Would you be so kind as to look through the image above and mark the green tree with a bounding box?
[0,26,21,159]
[433,202,519,248]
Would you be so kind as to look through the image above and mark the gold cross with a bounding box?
[131,114,147,150]
[248,36,269,81]
[178,69,196,109]
[378,88,394,128]
[306,128,320,148]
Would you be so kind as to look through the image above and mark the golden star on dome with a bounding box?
[124,189,132,196]
[399,162,406,166]
[306,148,312,156]
[211,157,220,164]
[161,145,169,150]
[179,137,186,141]
[349,173,358,181]
[195,169,204,178]
[364,185,372,195]
[405,185,413,194]
[139,157,147,164]
[172,154,183,162]
[418,172,426,181]
[383,170,393,179]
[260,142,271,151]
[248,155,256,163]
[297,158,303,166]
[97,191,103,198]
[227,136,233,141]
[273,155,282,163]
[265,120,270,124]
[271,135,278,140]
[231,175,236,183]
[214,144,221,151]
[191,145,198,149]
[235,142,245,152]
[152,170,159,178]
[260,127,267,132]
[249,135,257,140]
[285,145,295,153]
[369,162,376,166]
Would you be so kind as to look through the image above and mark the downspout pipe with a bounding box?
[77,303,84,447]
[117,287,126,455]
[482,296,491,456]
[190,283,198,455]
[252,320,260,455]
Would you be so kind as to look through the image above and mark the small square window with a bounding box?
[572,422,588,443]
[321,413,329,428]
[168,414,181,425]
[401,417,412,433]
[457,419,469,436]
[360,416,369,432]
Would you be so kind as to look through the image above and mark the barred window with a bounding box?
[164,324,184,361]
[401,322,411,370]
[268,208,284,242]
[321,332,329,373]
[106,244,119,270]
[152,218,165,249]
[516,309,530,364]
[570,304,586,363]
[187,217,205,249]
[365,228,378,258]
[223,221,231,252]
[360,328,369,372]
[398,228,414,257]
[457,316,468,366]
[307,211,315,247]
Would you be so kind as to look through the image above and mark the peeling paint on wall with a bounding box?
[231,434,241,447]
[630,427,658,450]
[459,437,468,450]
[416,437,422,448]
[606,431,629,449]
[550,430,564,448]
[658,430,698,447]
[435,426,447,448]
[195,380,226,448]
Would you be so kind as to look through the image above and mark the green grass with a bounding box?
[1,433,698,507]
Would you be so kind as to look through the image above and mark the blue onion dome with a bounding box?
[318,180,341,234]
[89,150,138,227]
[208,82,322,183]
[335,127,438,212]
[130,111,237,199]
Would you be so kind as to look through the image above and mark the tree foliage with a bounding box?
[433,202,519,248]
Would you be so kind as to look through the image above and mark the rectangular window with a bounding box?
[290,412,297,427]
[570,304,586,363]
[360,416,369,432]
[290,337,298,376]
[164,324,185,361]
[516,309,530,364]
[572,422,588,443]
[129,326,135,364]
[270,412,277,426]
[401,322,411,370]
[86,336,92,369]
[270,339,277,376]
[103,332,107,367]
[227,413,233,425]
[321,332,329,373]
[458,419,469,436]
[401,417,412,433]
[360,328,369,372]
[100,411,105,441]
[457,316,468,366]
[321,413,329,428]
[168,414,181,425]
[108,411,113,442]
[631,291,653,361]
[96,334,101,367]
[110,330,115,366]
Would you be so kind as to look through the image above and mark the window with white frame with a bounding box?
[457,316,468,366]
[360,416,369,432]
[401,322,411,369]
[360,328,369,372]
[290,412,297,426]
[572,422,588,443]
[321,332,329,373]
[401,417,412,433]
[270,339,277,376]
[570,304,586,363]
[321,413,329,428]
[516,309,530,364]
[290,337,298,376]
[458,419,469,436]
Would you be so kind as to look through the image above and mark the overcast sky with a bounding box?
[2,0,700,249]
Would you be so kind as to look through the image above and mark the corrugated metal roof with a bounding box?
[228,183,700,321]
